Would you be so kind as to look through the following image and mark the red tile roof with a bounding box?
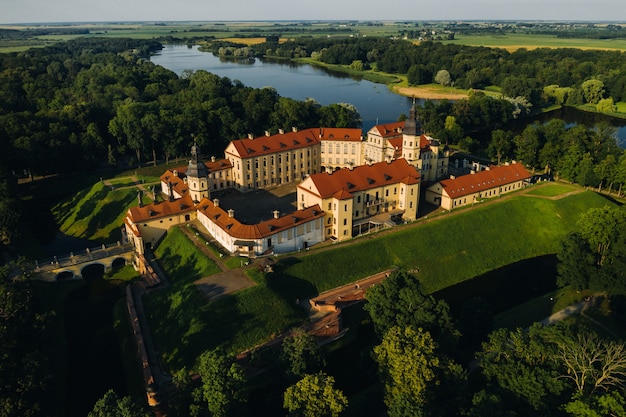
[369,121,404,139]
[161,159,232,197]
[161,170,189,197]
[317,127,363,142]
[388,137,403,158]
[300,158,420,200]
[439,163,531,199]
[226,128,321,158]
[127,194,196,223]
[197,199,325,240]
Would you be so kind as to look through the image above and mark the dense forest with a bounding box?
[0,38,361,180]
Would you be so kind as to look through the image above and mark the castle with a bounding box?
[124,105,529,257]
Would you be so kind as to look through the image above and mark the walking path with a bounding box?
[178,221,256,301]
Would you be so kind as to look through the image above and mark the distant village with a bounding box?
[124,104,531,258]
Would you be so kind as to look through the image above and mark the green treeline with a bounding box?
[0,38,361,180]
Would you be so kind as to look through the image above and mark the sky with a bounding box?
[1,0,625,24]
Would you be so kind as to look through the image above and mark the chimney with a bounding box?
[228,209,235,218]
[273,210,280,219]
[470,170,476,175]
[173,169,178,177]
[213,198,219,207]
[450,175,456,180]
[292,126,298,132]
[247,133,254,140]
[265,131,270,137]
[211,156,216,162]
[278,128,284,134]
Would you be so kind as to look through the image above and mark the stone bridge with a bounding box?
[32,242,135,282]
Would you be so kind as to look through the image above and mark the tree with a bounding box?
[88,390,150,417]
[434,69,452,86]
[487,129,513,165]
[581,79,605,104]
[364,271,459,352]
[0,175,20,248]
[281,327,323,379]
[477,324,567,412]
[372,326,465,417]
[565,391,626,417]
[283,372,348,417]
[514,125,541,169]
[597,97,617,113]
[615,153,626,197]
[555,331,626,396]
[577,206,626,267]
[557,232,595,290]
[594,154,617,192]
[193,348,247,417]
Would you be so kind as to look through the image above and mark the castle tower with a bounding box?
[401,98,422,166]
[186,141,209,204]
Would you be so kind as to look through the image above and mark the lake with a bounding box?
[150,45,413,131]
[151,44,626,146]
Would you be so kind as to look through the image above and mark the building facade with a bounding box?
[196,198,325,256]
[297,159,420,241]
[425,162,531,210]
[319,127,364,172]
[364,104,449,182]
[224,128,322,190]
[125,194,196,255]
[161,147,233,203]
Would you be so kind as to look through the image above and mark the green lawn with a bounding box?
[525,183,578,197]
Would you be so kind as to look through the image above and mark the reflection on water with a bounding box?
[433,255,558,315]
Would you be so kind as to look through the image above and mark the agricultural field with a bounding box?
[442,32,626,51]
[3,21,626,53]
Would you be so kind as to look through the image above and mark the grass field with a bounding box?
[525,183,578,197]
[442,33,626,52]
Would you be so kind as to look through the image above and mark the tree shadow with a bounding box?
[596,192,624,207]
[74,186,109,224]
[83,191,135,241]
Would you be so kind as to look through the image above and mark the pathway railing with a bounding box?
[33,242,134,273]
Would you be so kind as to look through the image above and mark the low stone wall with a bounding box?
[126,285,160,407]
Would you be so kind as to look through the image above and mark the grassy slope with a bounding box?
[51,181,149,243]
[277,190,612,296]
[146,227,304,369]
